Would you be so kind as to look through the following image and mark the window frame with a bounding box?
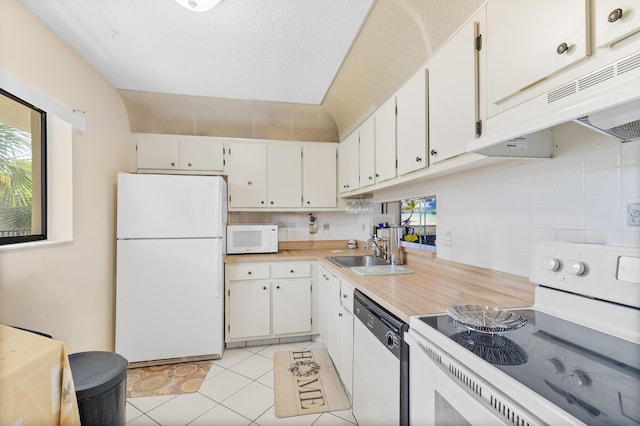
[0,88,48,245]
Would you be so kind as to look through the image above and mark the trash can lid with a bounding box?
[69,351,129,400]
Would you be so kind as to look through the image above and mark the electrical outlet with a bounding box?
[323,223,330,231]
[628,203,640,226]
[439,229,452,246]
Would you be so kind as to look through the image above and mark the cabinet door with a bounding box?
[228,280,271,339]
[136,136,179,170]
[338,131,360,193]
[486,0,589,106]
[396,69,428,176]
[272,278,311,335]
[267,145,302,208]
[358,116,376,188]
[375,96,397,183]
[339,307,354,397]
[325,273,342,369]
[428,19,479,164]
[302,145,337,208]
[227,142,267,207]
[338,141,349,193]
[594,0,640,47]
[317,266,331,341]
[180,139,224,171]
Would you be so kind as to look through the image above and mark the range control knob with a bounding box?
[567,369,590,388]
[543,358,565,375]
[542,256,561,272]
[566,259,586,276]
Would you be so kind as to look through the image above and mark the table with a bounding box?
[0,324,80,426]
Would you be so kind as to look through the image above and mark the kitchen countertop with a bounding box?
[225,246,536,323]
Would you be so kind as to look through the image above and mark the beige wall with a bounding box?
[0,1,131,352]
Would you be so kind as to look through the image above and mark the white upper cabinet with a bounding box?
[358,115,376,188]
[428,15,482,164]
[396,68,428,176]
[339,131,360,193]
[374,96,397,183]
[136,134,224,172]
[486,0,590,110]
[594,0,640,47]
[179,138,225,171]
[226,142,268,208]
[302,145,337,208]
[267,144,302,208]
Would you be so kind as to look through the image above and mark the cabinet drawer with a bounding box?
[227,263,270,280]
[271,262,311,278]
[341,281,355,314]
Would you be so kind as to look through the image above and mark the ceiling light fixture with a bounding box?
[175,0,221,12]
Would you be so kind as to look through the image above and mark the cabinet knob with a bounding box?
[375,173,380,178]
[343,294,348,299]
[368,176,373,180]
[261,201,265,204]
[338,313,343,317]
[187,162,192,167]
[247,181,252,186]
[276,285,281,289]
[247,271,252,275]
[170,162,175,167]
[306,201,311,204]
[270,201,274,205]
[262,286,267,290]
[415,156,422,162]
[608,8,623,23]
[290,270,294,273]
[556,42,569,55]
[430,149,438,156]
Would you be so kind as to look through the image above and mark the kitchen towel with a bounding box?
[273,348,350,418]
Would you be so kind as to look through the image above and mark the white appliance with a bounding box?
[406,241,640,425]
[352,289,409,426]
[226,224,278,254]
[115,173,227,363]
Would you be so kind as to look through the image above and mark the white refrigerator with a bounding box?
[115,173,227,363]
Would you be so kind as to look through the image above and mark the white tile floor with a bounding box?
[126,341,358,426]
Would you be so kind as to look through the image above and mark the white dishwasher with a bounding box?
[352,289,409,426]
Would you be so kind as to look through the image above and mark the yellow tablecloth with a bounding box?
[0,324,80,426]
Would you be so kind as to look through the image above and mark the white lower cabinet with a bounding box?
[225,261,312,342]
[318,264,354,398]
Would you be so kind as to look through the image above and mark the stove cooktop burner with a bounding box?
[449,331,528,366]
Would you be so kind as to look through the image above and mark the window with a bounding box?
[400,196,436,246]
[0,89,47,245]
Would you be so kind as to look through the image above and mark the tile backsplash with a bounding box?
[229,211,372,243]
[374,124,639,278]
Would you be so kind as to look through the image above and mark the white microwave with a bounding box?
[226,224,278,254]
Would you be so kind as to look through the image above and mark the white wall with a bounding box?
[0,1,131,352]
[375,122,640,277]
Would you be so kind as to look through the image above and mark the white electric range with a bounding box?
[406,241,640,425]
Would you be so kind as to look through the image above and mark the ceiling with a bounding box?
[20,0,483,141]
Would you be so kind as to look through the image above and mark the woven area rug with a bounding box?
[274,348,350,418]
[126,361,212,398]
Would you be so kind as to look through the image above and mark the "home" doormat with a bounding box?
[273,348,351,418]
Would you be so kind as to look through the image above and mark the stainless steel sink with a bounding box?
[326,255,390,268]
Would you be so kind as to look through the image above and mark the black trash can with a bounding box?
[68,351,128,426]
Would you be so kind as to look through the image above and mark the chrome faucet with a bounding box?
[365,235,389,260]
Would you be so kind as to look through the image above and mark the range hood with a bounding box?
[469,50,640,157]
[574,99,640,142]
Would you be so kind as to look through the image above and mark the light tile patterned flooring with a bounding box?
[126,341,358,426]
